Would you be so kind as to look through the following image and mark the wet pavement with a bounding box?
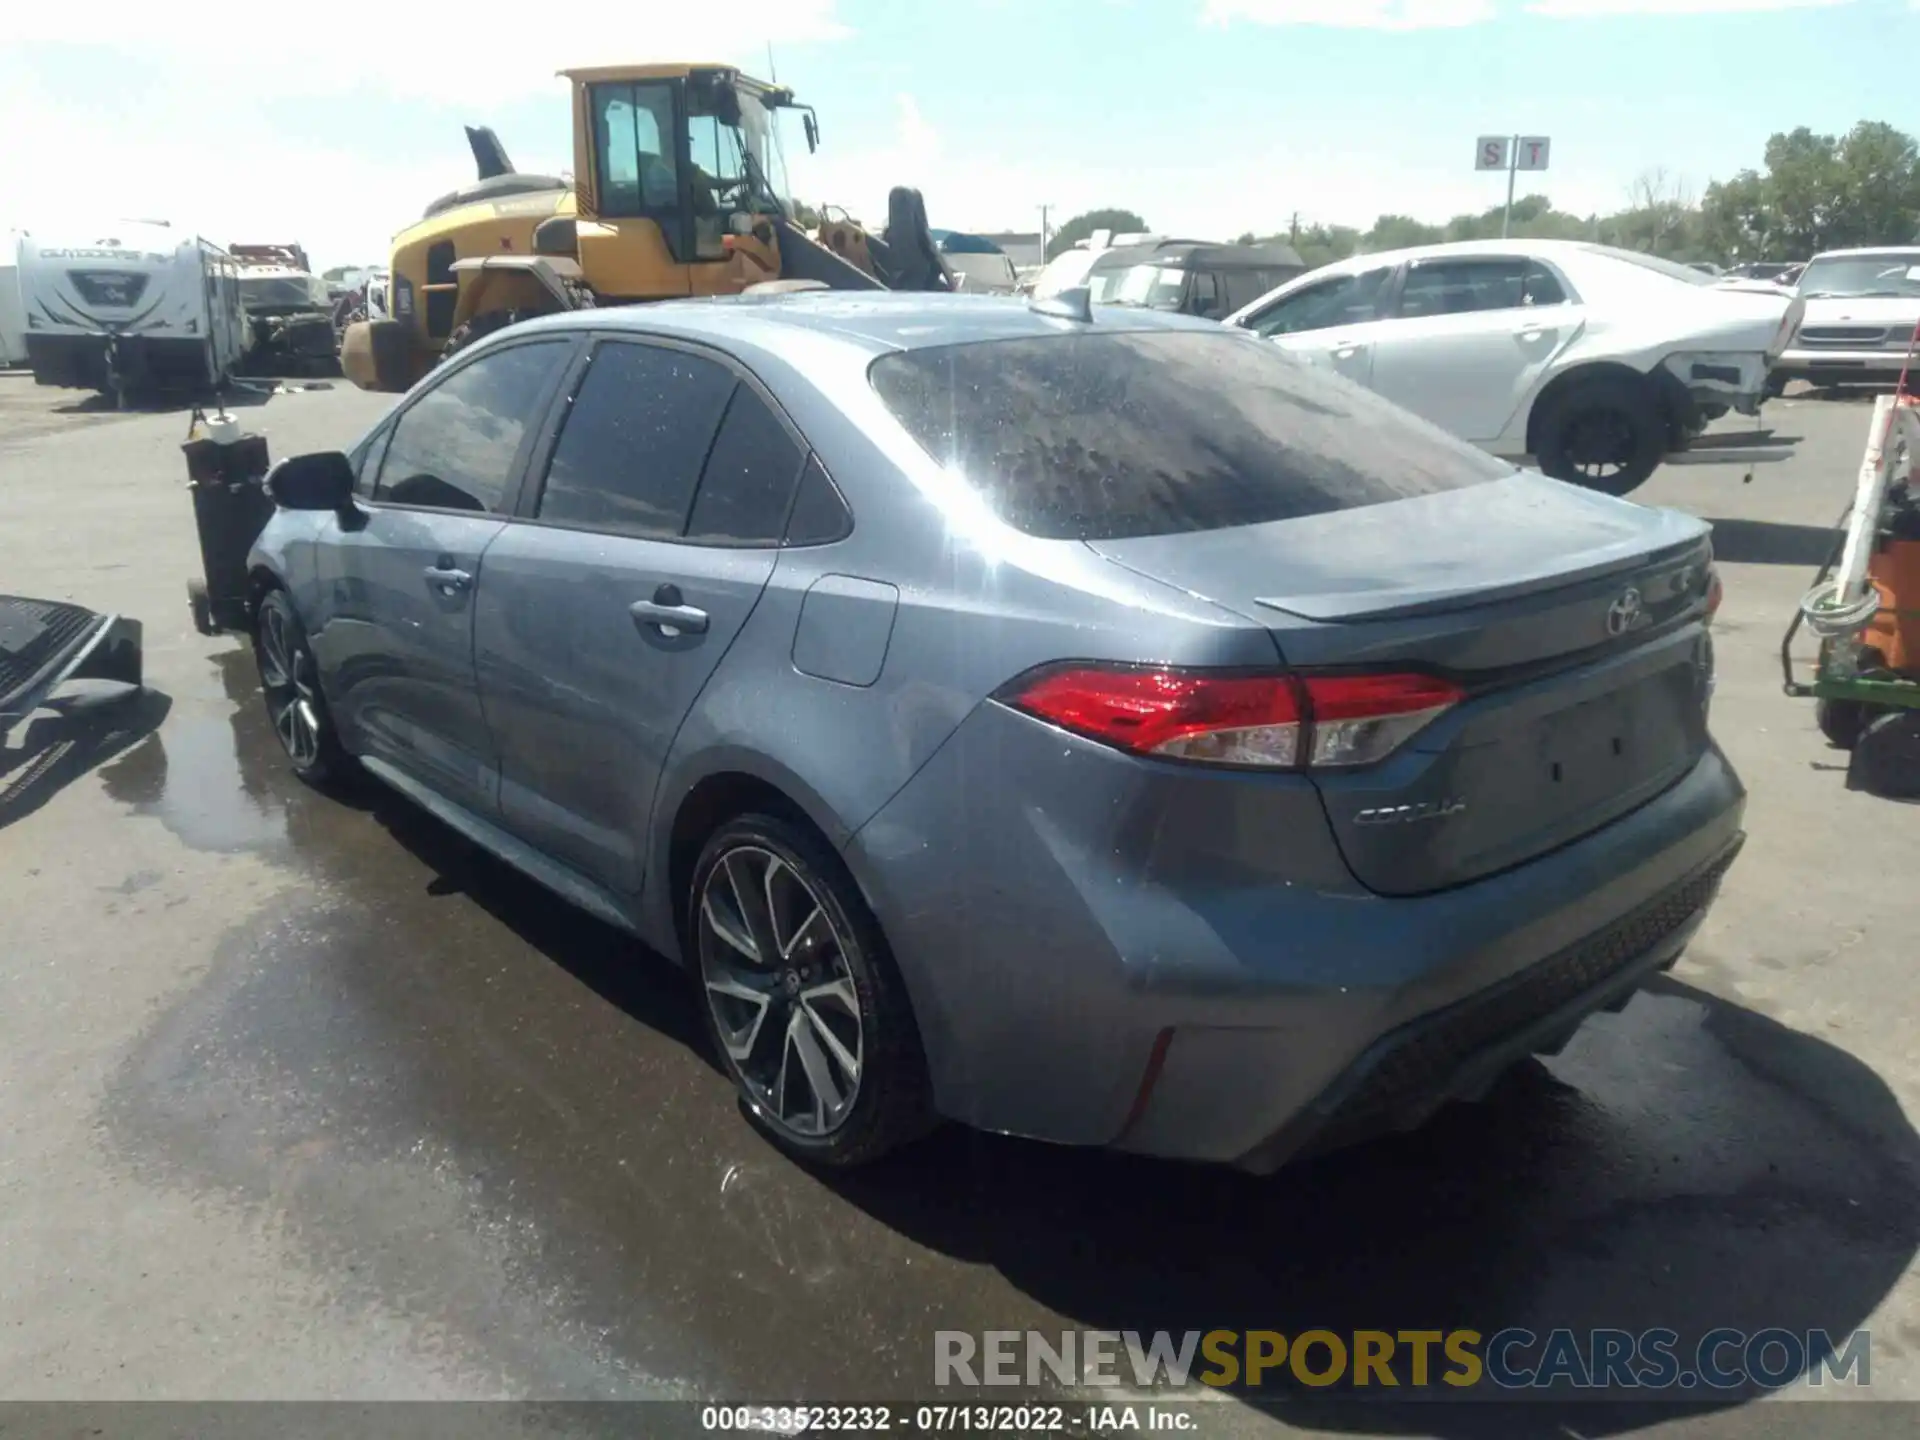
[2,375,1919,1434]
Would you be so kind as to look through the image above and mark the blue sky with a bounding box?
[3,0,1915,270]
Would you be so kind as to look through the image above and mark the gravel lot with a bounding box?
[1,368,1917,1437]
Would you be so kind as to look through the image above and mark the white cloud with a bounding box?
[0,2,851,267]
[1529,0,1849,13]
[1202,0,1497,27]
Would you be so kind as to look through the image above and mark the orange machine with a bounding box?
[1861,538,1920,672]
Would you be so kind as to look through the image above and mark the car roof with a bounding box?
[1806,246,1920,260]
[499,290,1223,358]
[1088,240,1306,271]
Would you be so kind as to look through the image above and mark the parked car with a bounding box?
[1771,246,1920,390]
[1726,261,1804,285]
[929,230,1020,294]
[1086,240,1308,320]
[1026,230,1168,299]
[1227,239,1803,495]
[247,294,1743,1172]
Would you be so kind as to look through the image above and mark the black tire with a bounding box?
[1764,369,1789,401]
[252,588,352,787]
[1850,710,1920,799]
[688,812,933,1168]
[1534,375,1667,496]
[187,579,215,637]
[1817,698,1870,751]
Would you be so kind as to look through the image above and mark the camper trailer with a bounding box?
[0,232,26,367]
[15,222,248,401]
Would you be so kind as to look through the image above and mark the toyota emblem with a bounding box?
[1605,587,1644,637]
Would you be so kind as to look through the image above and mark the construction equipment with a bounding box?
[1782,379,1920,797]
[341,63,953,393]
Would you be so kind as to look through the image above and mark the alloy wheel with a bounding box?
[258,603,323,769]
[697,844,864,1138]
[1564,410,1635,484]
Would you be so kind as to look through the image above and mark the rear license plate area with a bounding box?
[1533,671,1695,804]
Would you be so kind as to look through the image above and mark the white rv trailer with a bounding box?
[15,221,248,400]
[0,230,26,366]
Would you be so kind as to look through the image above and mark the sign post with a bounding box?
[1476,135,1551,237]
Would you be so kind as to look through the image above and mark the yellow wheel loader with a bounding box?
[341,62,954,393]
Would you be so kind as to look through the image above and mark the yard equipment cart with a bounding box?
[1782,385,1920,796]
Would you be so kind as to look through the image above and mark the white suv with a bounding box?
[1227,239,1801,495]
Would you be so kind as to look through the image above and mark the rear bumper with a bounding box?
[0,596,143,735]
[1231,836,1739,1172]
[1775,348,1912,380]
[847,703,1745,1166]
[26,333,206,392]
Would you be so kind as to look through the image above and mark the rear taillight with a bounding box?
[1706,568,1724,619]
[1301,672,1465,768]
[999,665,1463,770]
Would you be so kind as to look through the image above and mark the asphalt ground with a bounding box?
[1,368,1916,1438]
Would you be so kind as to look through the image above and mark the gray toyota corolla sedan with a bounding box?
[246,292,1744,1171]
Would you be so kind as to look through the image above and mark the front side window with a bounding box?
[592,82,680,217]
[1093,263,1189,310]
[1244,267,1393,336]
[535,341,736,539]
[870,330,1510,542]
[348,423,394,499]
[375,340,570,513]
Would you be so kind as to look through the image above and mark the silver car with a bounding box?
[247,293,1745,1171]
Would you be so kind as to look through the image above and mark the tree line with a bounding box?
[1047,120,1920,269]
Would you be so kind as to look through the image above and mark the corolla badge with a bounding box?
[1353,798,1468,827]
[1605,586,1644,638]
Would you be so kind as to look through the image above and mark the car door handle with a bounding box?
[423,564,472,593]
[630,585,709,636]
[1515,326,1553,341]
[1329,340,1366,359]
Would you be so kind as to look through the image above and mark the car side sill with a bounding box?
[359,755,638,936]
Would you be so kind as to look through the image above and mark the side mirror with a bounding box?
[802,112,820,154]
[268,451,356,511]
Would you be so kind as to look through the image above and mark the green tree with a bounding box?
[1699,169,1771,260]
[1832,121,1920,250]
[1362,214,1443,251]
[1699,121,1920,259]
[1047,208,1149,260]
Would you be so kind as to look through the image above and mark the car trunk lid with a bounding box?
[1089,474,1717,896]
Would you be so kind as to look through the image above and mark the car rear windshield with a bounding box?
[867,329,1512,541]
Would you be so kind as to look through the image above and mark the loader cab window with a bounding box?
[592,82,680,218]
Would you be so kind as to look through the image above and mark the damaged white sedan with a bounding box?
[1226,239,1802,495]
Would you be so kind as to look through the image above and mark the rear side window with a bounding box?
[684,386,805,545]
[376,340,569,512]
[1398,258,1565,318]
[869,330,1511,542]
[536,341,735,539]
[784,455,853,546]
